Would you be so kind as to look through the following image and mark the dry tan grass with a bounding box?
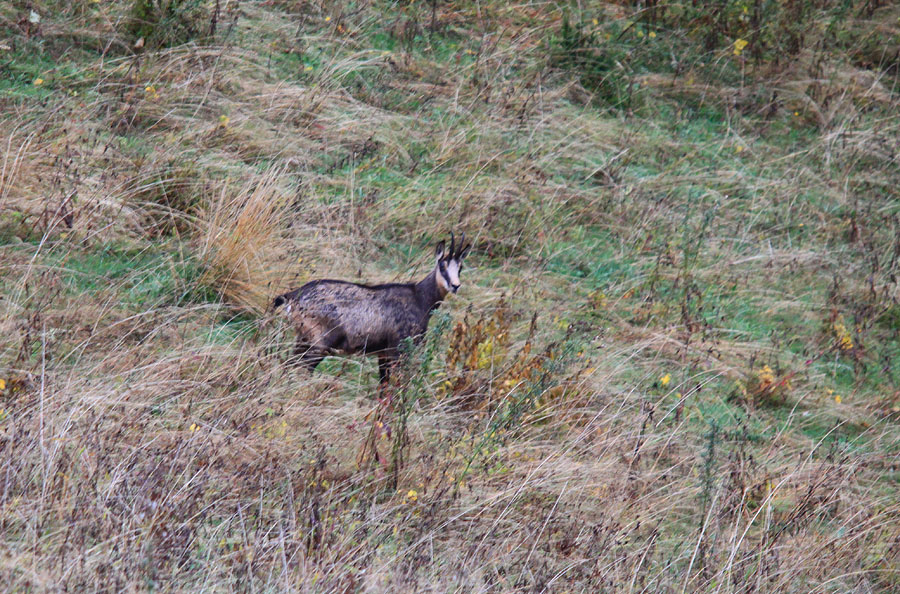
[1,0,899,591]
[195,167,295,312]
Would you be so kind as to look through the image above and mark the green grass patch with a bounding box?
[44,242,213,307]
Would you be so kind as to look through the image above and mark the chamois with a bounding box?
[273,233,471,383]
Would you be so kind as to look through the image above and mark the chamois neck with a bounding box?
[416,268,448,310]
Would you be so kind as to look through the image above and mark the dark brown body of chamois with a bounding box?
[273,235,470,383]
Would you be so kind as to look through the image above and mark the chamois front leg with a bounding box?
[291,340,326,372]
[377,352,397,385]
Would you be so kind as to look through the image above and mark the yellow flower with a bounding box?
[834,395,842,405]
[660,373,671,387]
[832,316,854,351]
[0,379,5,390]
[189,422,199,432]
[735,145,744,153]
[794,111,800,116]
[304,65,313,71]
[649,31,656,38]
[324,16,331,22]
[592,18,598,26]
[406,489,418,502]
[733,38,749,56]
[33,78,44,86]
[219,114,229,127]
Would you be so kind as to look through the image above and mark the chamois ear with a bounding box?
[435,240,446,260]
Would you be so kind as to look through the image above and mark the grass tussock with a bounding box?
[1,0,899,591]
[196,167,294,312]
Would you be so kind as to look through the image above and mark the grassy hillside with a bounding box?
[2,1,899,591]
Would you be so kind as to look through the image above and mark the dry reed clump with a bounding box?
[194,167,295,312]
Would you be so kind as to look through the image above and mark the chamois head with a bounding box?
[433,232,471,295]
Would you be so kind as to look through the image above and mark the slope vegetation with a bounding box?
[1,1,899,591]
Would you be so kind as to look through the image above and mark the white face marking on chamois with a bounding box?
[446,260,461,290]
[436,258,461,294]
